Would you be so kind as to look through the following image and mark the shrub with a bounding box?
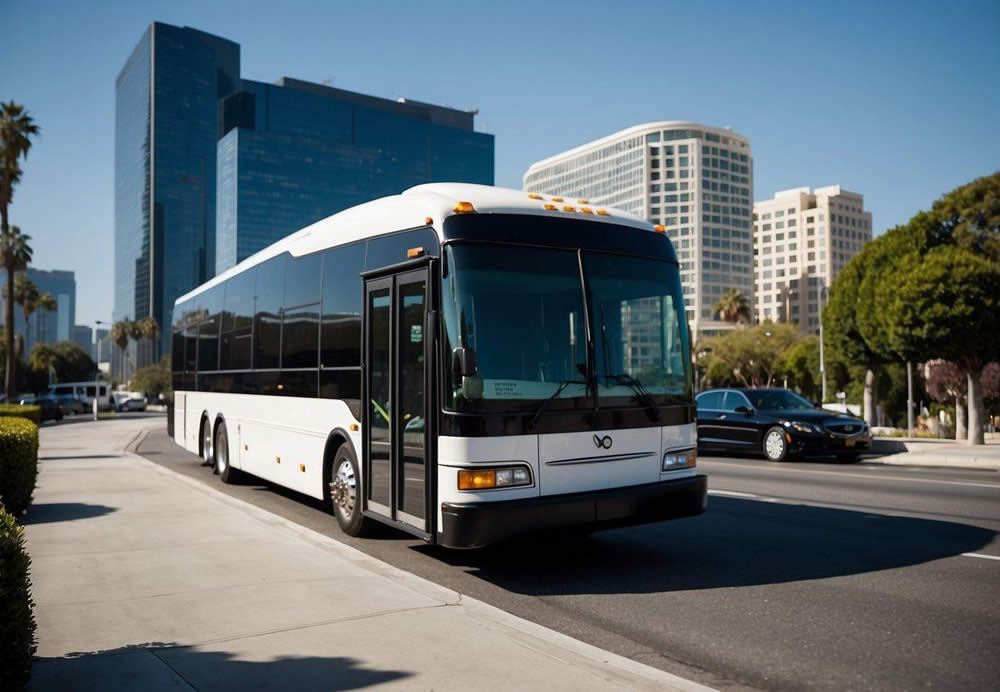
[0,502,37,690]
[0,405,40,426]
[0,418,39,516]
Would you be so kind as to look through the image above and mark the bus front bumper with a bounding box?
[438,475,707,549]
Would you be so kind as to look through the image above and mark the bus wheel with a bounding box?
[330,444,367,536]
[200,417,213,466]
[214,421,239,483]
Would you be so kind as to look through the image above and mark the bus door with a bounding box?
[362,263,435,537]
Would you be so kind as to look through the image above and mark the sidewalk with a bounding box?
[866,437,1000,470]
[24,417,710,692]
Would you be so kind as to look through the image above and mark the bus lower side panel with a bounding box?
[438,475,707,549]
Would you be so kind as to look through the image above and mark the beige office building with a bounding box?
[752,186,872,331]
[523,122,754,337]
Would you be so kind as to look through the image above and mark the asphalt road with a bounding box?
[135,418,1000,691]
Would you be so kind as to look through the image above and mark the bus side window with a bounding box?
[220,268,254,371]
[320,242,365,369]
[254,254,285,370]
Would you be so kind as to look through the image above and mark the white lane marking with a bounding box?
[700,461,1000,490]
[962,553,1000,561]
[707,489,758,498]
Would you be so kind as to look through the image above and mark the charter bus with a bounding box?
[171,183,706,548]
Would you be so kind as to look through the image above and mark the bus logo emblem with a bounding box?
[593,434,613,449]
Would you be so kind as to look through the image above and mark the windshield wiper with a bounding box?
[528,379,588,430]
[604,372,661,422]
[596,303,659,422]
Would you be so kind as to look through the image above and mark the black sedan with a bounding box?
[696,387,871,462]
[18,396,64,423]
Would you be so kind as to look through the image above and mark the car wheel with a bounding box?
[762,427,789,462]
[214,420,240,483]
[200,417,213,466]
[329,444,368,537]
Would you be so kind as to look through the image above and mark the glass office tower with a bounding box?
[115,23,494,368]
[214,79,494,273]
[115,23,239,366]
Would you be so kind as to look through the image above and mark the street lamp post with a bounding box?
[94,320,110,420]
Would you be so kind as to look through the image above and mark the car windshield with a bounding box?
[441,243,690,413]
[746,389,815,411]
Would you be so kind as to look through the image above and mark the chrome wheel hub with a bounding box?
[765,431,784,459]
[331,460,356,516]
[217,432,227,472]
[202,425,212,463]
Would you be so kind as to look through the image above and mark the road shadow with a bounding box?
[39,454,122,461]
[32,641,412,691]
[421,496,996,595]
[23,503,118,525]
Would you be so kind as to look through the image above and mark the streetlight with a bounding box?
[93,320,111,420]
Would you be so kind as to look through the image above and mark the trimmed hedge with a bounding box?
[0,405,41,426]
[0,418,39,516]
[0,502,37,690]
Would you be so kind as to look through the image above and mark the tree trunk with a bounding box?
[1,202,14,402]
[968,370,985,445]
[863,368,877,427]
[955,395,967,440]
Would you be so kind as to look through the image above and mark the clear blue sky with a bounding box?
[2,0,998,329]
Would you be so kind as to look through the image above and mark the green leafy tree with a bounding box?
[780,335,821,402]
[882,246,1000,444]
[0,102,39,402]
[132,354,171,400]
[699,322,801,388]
[712,288,751,324]
[46,341,97,383]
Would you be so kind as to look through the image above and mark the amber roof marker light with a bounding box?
[653,224,666,234]
[453,201,475,214]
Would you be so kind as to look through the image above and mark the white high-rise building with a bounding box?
[523,122,754,337]
[752,186,872,331]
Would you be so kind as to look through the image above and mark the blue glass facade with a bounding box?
[214,79,494,272]
[115,23,239,363]
[0,268,76,353]
[116,22,493,366]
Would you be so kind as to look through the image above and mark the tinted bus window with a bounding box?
[282,305,319,369]
[172,331,184,374]
[221,268,254,370]
[321,242,365,368]
[254,255,286,369]
[284,253,322,308]
[364,228,438,270]
[198,317,219,372]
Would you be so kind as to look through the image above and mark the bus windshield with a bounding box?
[441,243,690,413]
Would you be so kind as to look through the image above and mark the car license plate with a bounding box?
[845,439,856,447]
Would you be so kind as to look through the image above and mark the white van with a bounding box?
[47,382,113,411]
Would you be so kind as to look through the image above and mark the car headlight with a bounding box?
[782,420,821,434]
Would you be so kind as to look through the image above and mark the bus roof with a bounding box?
[175,183,652,305]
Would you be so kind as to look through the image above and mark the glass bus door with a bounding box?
[363,267,432,534]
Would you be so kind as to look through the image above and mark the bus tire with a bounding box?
[214,420,240,483]
[200,416,213,466]
[330,444,367,536]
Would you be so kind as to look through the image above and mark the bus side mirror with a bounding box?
[452,347,478,378]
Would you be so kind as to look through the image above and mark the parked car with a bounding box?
[113,391,147,412]
[696,387,871,462]
[52,393,89,415]
[18,396,64,423]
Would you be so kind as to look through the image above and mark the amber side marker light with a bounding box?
[596,209,610,216]
[407,246,424,258]
[551,196,564,203]
[458,469,496,490]
[577,199,589,204]
[562,205,576,212]
[543,203,557,211]
[454,201,475,214]
[580,207,593,214]
[424,216,433,225]
[527,193,543,200]
[653,224,666,234]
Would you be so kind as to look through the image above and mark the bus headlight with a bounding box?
[662,448,696,471]
[458,465,532,491]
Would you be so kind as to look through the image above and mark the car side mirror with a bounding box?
[451,347,478,379]
[734,405,753,415]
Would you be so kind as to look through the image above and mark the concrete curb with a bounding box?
[124,424,717,692]
[863,454,1000,471]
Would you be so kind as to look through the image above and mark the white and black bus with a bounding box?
[171,184,706,548]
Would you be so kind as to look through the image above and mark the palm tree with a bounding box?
[1,226,32,388]
[111,319,144,382]
[29,342,57,387]
[1,102,40,400]
[34,291,56,343]
[137,317,160,366]
[712,289,751,324]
